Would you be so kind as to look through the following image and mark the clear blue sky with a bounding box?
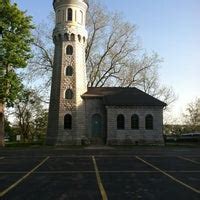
[12,0,200,120]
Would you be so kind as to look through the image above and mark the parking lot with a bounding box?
[0,147,200,200]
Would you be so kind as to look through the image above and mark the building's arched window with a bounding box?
[64,33,69,41]
[145,114,153,130]
[66,45,73,55]
[68,8,73,21]
[117,114,125,130]
[71,33,75,41]
[66,66,73,76]
[80,10,83,24]
[78,35,81,42]
[64,114,72,129]
[78,10,83,24]
[131,114,139,130]
[65,89,73,99]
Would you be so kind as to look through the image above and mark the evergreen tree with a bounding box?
[0,0,34,146]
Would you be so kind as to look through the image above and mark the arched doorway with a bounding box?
[91,114,104,144]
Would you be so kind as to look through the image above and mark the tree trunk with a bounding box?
[0,103,5,147]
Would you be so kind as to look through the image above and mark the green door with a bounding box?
[92,114,102,138]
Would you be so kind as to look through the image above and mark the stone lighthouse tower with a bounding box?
[46,0,88,145]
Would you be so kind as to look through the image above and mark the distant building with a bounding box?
[46,0,166,145]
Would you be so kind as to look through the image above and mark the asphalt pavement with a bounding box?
[0,147,199,200]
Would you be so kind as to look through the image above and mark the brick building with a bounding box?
[46,0,166,146]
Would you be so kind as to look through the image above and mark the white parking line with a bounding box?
[136,156,200,194]
[0,156,50,198]
[178,156,200,165]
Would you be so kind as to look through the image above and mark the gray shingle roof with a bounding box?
[82,87,167,107]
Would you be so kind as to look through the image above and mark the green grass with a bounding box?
[2,141,200,149]
[4,142,86,149]
[5,141,45,148]
[165,142,200,148]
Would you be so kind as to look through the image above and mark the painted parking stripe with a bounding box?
[0,170,200,174]
[0,156,50,198]
[0,170,159,174]
[178,156,200,165]
[3,155,200,159]
[135,156,200,194]
[92,156,108,200]
[99,170,200,173]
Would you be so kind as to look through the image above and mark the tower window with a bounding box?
[78,35,81,42]
[66,66,73,76]
[66,45,73,55]
[64,33,69,41]
[145,114,154,130]
[71,34,75,41]
[80,10,83,24]
[68,8,73,21]
[78,10,83,24]
[64,114,72,129]
[65,89,73,99]
[131,114,139,130]
[117,114,125,130]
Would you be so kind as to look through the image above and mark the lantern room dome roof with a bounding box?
[53,0,89,6]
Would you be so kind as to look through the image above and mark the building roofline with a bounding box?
[82,87,167,107]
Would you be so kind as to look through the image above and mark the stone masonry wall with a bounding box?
[106,106,164,145]
[46,0,88,145]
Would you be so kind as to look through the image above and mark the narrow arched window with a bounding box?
[68,8,73,21]
[71,34,75,41]
[64,114,72,129]
[78,35,81,42]
[145,115,153,130]
[64,33,69,41]
[66,66,73,76]
[66,45,73,55]
[65,89,73,99]
[131,114,139,129]
[117,114,125,130]
[80,10,83,24]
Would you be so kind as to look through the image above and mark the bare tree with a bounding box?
[12,89,47,142]
[23,12,54,89]
[183,98,200,132]
[86,3,139,87]
[130,56,177,105]
[23,0,176,106]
